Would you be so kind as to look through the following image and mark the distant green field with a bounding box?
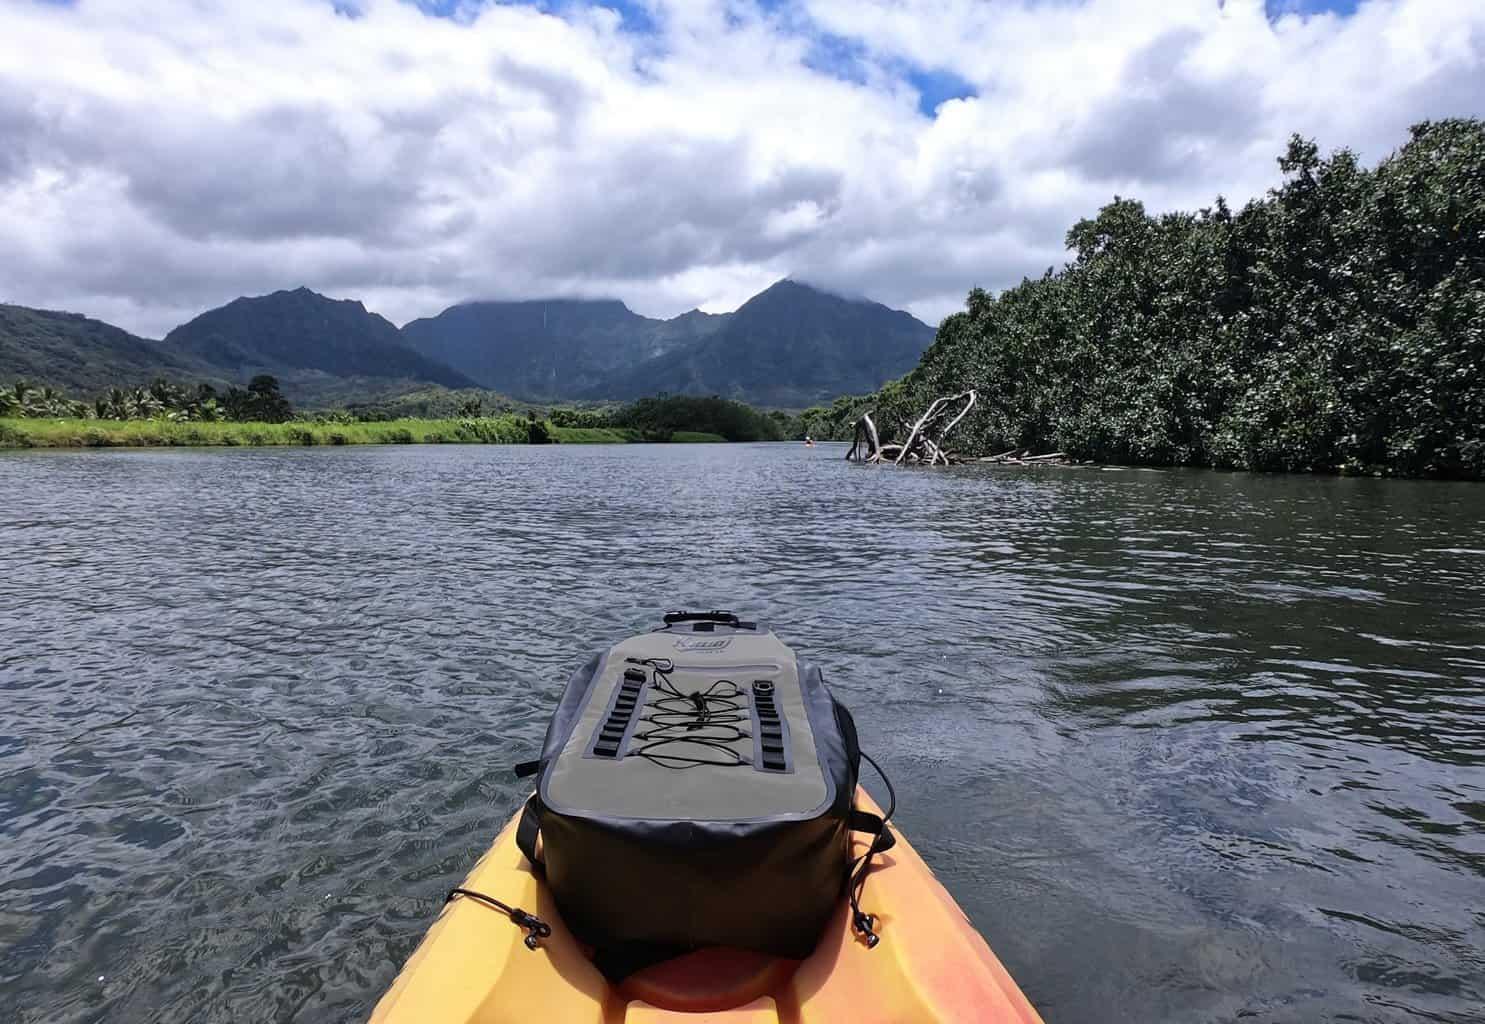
[668,431,727,443]
[0,417,635,449]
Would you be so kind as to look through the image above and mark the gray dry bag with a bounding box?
[513,611,894,975]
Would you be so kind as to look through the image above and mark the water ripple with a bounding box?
[1,445,1482,1023]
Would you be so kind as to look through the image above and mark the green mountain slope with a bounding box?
[403,282,930,406]
[595,280,934,407]
[0,304,221,394]
[5,281,931,410]
[400,298,722,399]
[165,288,475,400]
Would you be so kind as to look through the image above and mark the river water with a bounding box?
[1,443,1482,1023]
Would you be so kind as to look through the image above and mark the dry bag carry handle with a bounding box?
[663,609,741,626]
[516,795,545,877]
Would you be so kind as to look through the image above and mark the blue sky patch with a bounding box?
[1263,0,1362,18]
[802,29,872,86]
[396,0,656,33]
[796,20,978,117]
[908,67,978,116]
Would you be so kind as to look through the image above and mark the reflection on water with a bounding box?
[1,444,1482,1023]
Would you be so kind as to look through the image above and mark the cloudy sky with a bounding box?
[1,0,1482,337]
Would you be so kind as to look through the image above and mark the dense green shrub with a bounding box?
[801,120,1485,477]
[543,395,786,441]
[613,395,786,441]
[549,407,613,429]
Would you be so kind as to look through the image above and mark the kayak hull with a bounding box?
[371,790,1043,1023]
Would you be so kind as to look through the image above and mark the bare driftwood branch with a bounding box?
[845,388,1074,468]
[893,397,944,466]
[847,390,977,467]
[939,390,977,439]
[861,413,881,461]
[848,412,887,462]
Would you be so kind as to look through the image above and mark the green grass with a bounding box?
[668,430,728,443]
[0,416,636,449]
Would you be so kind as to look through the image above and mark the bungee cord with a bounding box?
[624,657,752,769]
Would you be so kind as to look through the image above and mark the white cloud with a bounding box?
[0,0,1480,336]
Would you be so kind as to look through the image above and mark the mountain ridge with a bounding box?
[165,287,477,395]
[0,303,225,397]
[400,296,691,400]
[2,280,934,408]
[587,280,934,407]
[401,279,932,406]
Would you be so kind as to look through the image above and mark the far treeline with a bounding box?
[549,396,793,442]
[1,372,796,446]
[341,391,795,442]
[801,119,1484,479]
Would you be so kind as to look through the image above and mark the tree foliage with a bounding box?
[611,395,787,441]
[802,120,1485,478]
[549,394,786,441]
[2,375,293,423]
[222,375,293,423]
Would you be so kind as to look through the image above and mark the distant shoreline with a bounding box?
[0,417,728,449]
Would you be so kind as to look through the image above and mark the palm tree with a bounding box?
[125,387,159,419]
[148,378,182,410]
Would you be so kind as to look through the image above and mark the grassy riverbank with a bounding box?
[0,416,637,448]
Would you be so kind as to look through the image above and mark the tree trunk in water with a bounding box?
[847,391,976,466]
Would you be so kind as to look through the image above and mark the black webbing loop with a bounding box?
[849,809,897,853]
[515,795,545,877]
[446,887,552,949]
[513,759,542,778]
[848,751,897,949]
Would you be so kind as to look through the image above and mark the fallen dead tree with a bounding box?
[847,390,977,466]
[977,449,1073,466]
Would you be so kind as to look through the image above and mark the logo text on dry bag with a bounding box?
[673,637,733,652]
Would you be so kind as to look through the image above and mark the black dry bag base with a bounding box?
[515,613,874,967]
